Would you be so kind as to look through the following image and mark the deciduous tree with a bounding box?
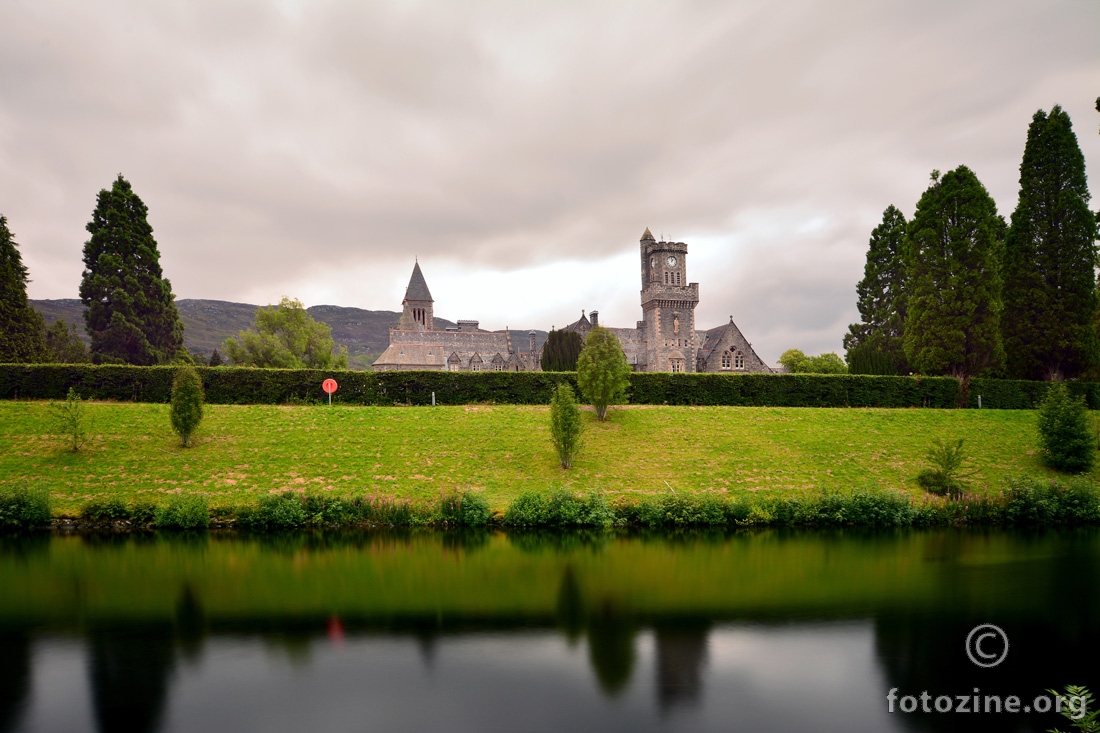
[1002,106,1098,381]
[576,326,630,421]
[0,215,47,363]
[223,296,348,369]
[904,167,1005,405]
[844,205,908,374]
[778,348,847,374]
[79,175,185,364]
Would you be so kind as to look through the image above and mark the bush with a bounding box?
[81,497,130,522]
[438,490,492,528]
[170,366,205,447]
[550,383,582,469]
[130,501,157,525]
[155,495,209,530]
[237,493,307,530]
[49,387,89,452]
[915,438,973,499]
[503,490,550,528]
[0,482,51,530]
[1037,383,1095,474]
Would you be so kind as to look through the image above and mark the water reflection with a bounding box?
[0,529,1097,732]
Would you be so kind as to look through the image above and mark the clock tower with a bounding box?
[639,228,699,372]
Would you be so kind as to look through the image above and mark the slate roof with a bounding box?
[403,261,433,303]
[563,311,591,333]
[373,343,445,367]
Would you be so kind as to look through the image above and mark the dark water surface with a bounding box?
[1,529,1097,732]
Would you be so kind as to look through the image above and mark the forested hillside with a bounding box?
[32,299,546,370]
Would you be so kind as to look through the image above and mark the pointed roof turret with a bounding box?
[403,261,433,303]
[641,227,655,241]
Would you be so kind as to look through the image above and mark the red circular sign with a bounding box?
[322,379,338,394]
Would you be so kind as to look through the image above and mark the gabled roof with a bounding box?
[563,311,591,333]
[403,261,433,303]
[698,317,758,361]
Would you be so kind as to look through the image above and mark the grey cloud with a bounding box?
[1,0,1097,358]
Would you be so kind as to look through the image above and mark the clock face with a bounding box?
[650,256,657,268]
[666,255,677,267]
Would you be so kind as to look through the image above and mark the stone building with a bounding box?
[372,262,542,371]
[561,228,773,373]
[374,229,772,373]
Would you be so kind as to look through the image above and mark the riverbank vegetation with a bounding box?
[2,401,1098,529]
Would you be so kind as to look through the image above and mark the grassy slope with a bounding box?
[0,402,1080,515]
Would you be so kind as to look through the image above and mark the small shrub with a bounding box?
[549,383,583,469]
[503,490,550,528]
[50,387,89,452]
[1045,684,1095,732]
[0,482,52,530]
[916,438,973,499]
[438,490,492,527]
[155,495,209,530]
[1037,384,1095,474]
[170,366,205,447]
[130,501,157,525]
[81,497,130,522]
[237,493,307,530]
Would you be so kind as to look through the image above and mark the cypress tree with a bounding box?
[79,175,185,365]
[170,366,204,448]
[540,328,584,371]
[843,205,908,374]
[903,167,1005,404]
[1002,106,1098,381]
[0,215,47,362]
[208,348,223,367]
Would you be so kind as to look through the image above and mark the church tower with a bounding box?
[397,261,434,331]
[639,228,699,372]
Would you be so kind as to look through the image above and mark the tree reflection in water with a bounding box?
[0,633,29,733]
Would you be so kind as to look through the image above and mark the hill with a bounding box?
[31,299,547,369]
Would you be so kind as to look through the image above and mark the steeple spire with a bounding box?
[403,261,433,303]
[641,227,655,241]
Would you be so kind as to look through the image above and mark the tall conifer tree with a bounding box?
[79,175,184,364]
[1002,106,1098,381]
[904,167,1005,403]
[0,215,47,362]
[843,205,908,373]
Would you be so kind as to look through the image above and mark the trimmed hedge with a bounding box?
[1,363,1097,408]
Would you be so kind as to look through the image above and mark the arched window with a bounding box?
[734,351,745,370]
[721,352,731,369]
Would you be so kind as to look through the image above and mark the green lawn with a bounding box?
[0,401,1084,514]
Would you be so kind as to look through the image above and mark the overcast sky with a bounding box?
[2,0,1098,364]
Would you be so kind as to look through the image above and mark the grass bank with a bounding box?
[0,401,1092,519]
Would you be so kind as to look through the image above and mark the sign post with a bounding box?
[322,378,338,406]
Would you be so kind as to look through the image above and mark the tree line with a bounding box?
[0,174,345,369]
[845,103,1099,400]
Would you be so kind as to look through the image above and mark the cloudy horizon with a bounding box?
[3,0,1098,364]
